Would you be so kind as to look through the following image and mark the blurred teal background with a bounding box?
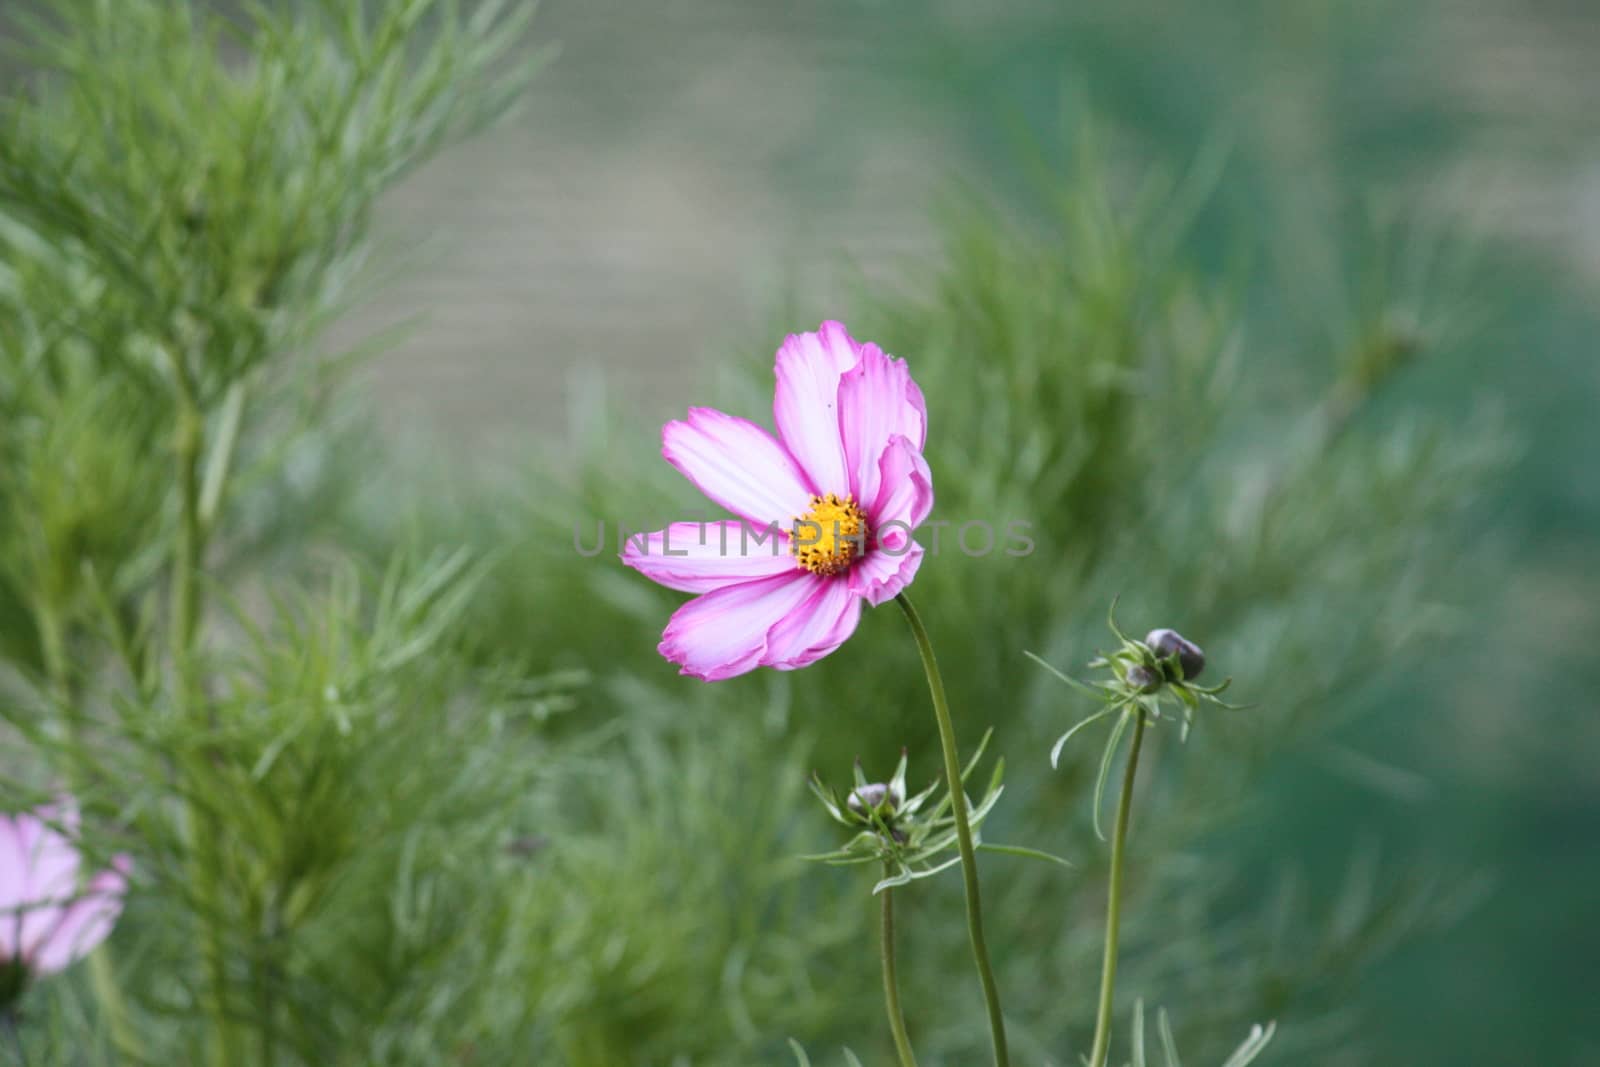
[343,2,1598,1063]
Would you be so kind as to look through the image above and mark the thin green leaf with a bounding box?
[1024,649,1110,702]
[1158,1008,1183,1067]
[1050,704,1116,768]
[977,842,1074,868]
[1092,709,1134,841]
[1219,1022,1277,1067]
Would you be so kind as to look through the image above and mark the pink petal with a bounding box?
[850,540,925,607]
[29,856,129,976]
[621,521,798,593]
[662,408,814,527]
[658,572,820,681]
[13,809,82,961]
[773,321,861,495]
[0,815,26,960]
[0,814,31,914]
[25,807,82,905]
[838,345,928,506]
[869,435,935,531]
[762,575,863,670]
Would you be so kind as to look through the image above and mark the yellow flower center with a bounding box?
[792,493,868,576]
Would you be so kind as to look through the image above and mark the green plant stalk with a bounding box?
[34,598,81,736]
[880,865,919,1067]
[33,600,141,1058]
[894,593,1009,1067]
[1088,709,1147,1067]
[168,379,244,1067]
[170,399,204,703]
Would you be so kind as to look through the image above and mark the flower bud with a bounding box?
[1123,663,1164,693]
[848,781,903,816]
[1145,628,1205,681]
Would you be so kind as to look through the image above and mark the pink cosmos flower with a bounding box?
[0,801,131,981]
[622,321,933,680]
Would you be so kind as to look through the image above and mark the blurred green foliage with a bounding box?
[1,1,1593,1066]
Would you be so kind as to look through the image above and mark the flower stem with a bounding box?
[170,397,204,709]
[1088,708,1147,1067]
[2,1011,27,1067]
[879,866,919,1067]
[167,373,241,1067]
[894,593,1009,1067]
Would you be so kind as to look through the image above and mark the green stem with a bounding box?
[167,382,241,1067]
[170,400,204,706]
[90,954,136,1060]
[198,382,246,538]
[894,593,1008,1067]
[879,868,919,1067]
[1088,709,1147,1067]
[33,598,79,735]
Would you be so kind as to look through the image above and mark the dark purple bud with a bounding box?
[1124,663,1163,693]
[1145,628,1205,681]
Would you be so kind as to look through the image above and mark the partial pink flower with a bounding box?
[0,801,130,980]
[622,321,933,680]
